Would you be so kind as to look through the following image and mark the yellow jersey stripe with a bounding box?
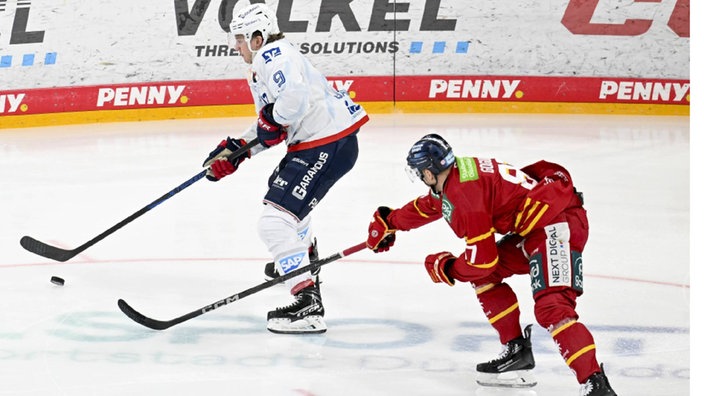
[519,203,550,236]
[465,228,496,244]
[467,256,498,269]
[413,198,431,218]
[514,198,531,228]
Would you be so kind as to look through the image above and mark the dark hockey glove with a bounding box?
[256,103,287,148]
[424,252,456,286]
[366,206,397,253]
[202,137,251,181]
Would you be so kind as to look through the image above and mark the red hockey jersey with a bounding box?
[388,157,580,274]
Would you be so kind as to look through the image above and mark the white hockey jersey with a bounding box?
[239,38,369,156]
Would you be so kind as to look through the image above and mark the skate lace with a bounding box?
[274,293,305,312]
[488,344,512,363]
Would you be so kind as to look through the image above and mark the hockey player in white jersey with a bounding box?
[202,3,369,334]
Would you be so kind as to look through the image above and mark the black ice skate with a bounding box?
[580,364,617,396]
[264,238,319,281]
[476,324,537,388]
[266,283,326,334]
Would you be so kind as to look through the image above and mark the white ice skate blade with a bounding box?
[267,316,327,334]
[476,370,537,388]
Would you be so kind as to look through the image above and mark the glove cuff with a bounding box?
[376,206,396,231]
[260,103,282,127]
[440,258,456,286]
[431,252,456,286]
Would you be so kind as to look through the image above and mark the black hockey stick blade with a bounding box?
[118,241,368,330]
[20,236,77,262]
[20,139,259,262]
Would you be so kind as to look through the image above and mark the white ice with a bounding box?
[0,113,691,395]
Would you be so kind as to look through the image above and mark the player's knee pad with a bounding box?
[258,204,307,256]
[297,214,313,247]
[533,290,579,329]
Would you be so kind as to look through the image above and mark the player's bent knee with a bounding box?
[258,204,303,253]
[533,290,579,329]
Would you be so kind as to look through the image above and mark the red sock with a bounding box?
[475,283,522,344]
[551,321,601,383]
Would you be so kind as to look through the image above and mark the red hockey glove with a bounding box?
[424,252,456,286]
[256,103,287,148]
[202,137,251,181]
[366,206,397,253]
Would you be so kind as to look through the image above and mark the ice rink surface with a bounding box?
[0,113,691,395]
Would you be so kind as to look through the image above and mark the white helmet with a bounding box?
[229,3,280,53]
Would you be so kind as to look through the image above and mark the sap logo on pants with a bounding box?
[278,252,307,273]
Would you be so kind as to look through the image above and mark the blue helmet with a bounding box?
[406,134,455,180]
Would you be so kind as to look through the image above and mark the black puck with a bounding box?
[50,276,65,286]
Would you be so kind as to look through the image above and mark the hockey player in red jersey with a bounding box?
[366,134,617,395]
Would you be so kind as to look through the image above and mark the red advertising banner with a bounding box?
[0,75,689,118]
[396,76,690,104]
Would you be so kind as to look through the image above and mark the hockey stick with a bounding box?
[118,241,368,330]
[20,138,260,262]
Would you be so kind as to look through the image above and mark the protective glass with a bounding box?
[405,165,424,183]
